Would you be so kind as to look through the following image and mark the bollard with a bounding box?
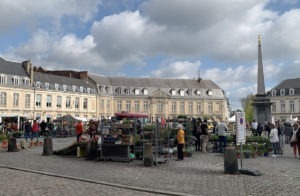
[143,142,153,167]
[7,137,18,152]
[42,137,53,155]
[224,146,239,174]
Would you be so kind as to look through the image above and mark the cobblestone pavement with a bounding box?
[0,137,299,196]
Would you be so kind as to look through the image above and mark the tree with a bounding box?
[241,94,254,123]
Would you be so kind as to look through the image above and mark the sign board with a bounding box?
[236,112,246,144]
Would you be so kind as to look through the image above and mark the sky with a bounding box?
[0,0,300,110]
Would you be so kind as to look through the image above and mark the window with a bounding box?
[289,100,295,112]
[36,94,42,107]
[45,83,50,89]
[180,101,185,113]
[54,83,59,90]
[0,92,7,106]
[280,100,285,112]
[99,85,105,93]
[83,98,88,109]
[172,101,177,112]
[208,102,213,114]
[157,101,164,113]
[87,88,91,94]
[23,78,30,86]
[57,96,62,108]
[280,89,285,96]
[207,90,212,96]
[116,87,121,94]
[215,102,221,112]
[271,90,276,96]
[126,100,131,111]
[143,101,148,112]
[289,88,294,95]
[12,76,20,85]
[187,89,193,96]
[179,89,184,96]
[0,75,7,84]
[117,100,122,111]
[75,97,80,109]
[106,100,111,112]
[134,101,140,112]
[72,85,76,92]
[196,102,201,112]
[106,86,111,93]
[63,85,67,92]
[79,86,83,93]
[272,102,276,112]
[100,100,104,110]
[25,94,30,108]
[134,89,140,95]
[143,88,148,95]
[35,81,41,88]
[46,95,52,107]
[66,97,71,108]
[124,88,130,95]
[195,90,201,96]
[188,102,193,112]
[13,93,19,107]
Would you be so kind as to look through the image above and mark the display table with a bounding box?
[98,144,131,162]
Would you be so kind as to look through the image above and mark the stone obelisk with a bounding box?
[252,35,272,124]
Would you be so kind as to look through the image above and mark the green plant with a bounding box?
[0,134,9,142]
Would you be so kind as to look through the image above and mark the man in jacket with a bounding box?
[215,120,228,153]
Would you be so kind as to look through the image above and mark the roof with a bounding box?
[0,57,28,76]
[272,78,300,89]
[89,74,221,89]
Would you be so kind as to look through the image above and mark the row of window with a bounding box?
[271,89,295,96]
[272,99,300,113]
[0,92,88,109]
[0,75,30,86]
[35,81,91,94]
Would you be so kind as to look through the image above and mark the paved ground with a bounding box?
[0,137,299,196]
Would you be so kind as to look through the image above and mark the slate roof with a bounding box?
[89,74,221,89]
[0,57,28,76]
[272,78,300,89]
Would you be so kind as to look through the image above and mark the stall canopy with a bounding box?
[54,114,79,123]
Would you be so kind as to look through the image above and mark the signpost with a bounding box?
[235,112,246,170]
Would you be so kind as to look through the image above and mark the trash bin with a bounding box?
[224,146,239,174]
[143,142,153,167]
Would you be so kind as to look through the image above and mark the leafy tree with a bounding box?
[241,94,254,123]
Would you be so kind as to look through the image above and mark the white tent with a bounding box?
[228,115,236,123]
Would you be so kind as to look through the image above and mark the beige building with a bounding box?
[269,78,300,122]
[0,57,230,127]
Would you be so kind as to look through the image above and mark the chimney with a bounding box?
[22,60,31,75]
[79,71,89,83]
[197,70,202,83]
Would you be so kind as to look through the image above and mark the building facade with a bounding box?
[269,78,300,122]
[1,57,230,126]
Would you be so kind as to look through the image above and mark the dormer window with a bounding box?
[79,86,83,93]
[99,85,105,93]
[170,89,176,95]
[23,77,30,86]
[271,90,276,96]
[87,88,91,94]
[63,85,67,91]
[124,88,130,95]
[116,87,121,94]
[45,83,50,89]
[35,81,41,88]
[179,89,184,96]
[72,85,76,92]
[12,76,20,85]
[187,89,193,96]
[134,89,139,95]
[143,88,148,95]
[0,75,7,84]
[54,83,59,90]
[106,86,111,93]
[195,90,201,96]
[289,88,294,95]
[280,89,285,96]
[207,89,212,96]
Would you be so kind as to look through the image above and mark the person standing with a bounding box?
[215,120,228,153]
[39,120,47,136]
[251,119,258,136]
[76,120,84,142]
[200,119,209,153]
[176,124,185,161]
[24,121,32,142]
[31,120,40,142]
[269,123,280,157]
[290,123,300,159]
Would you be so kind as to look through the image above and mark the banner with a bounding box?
[236,112,246,144]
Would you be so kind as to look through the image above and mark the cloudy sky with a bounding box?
[1,0,299,110]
